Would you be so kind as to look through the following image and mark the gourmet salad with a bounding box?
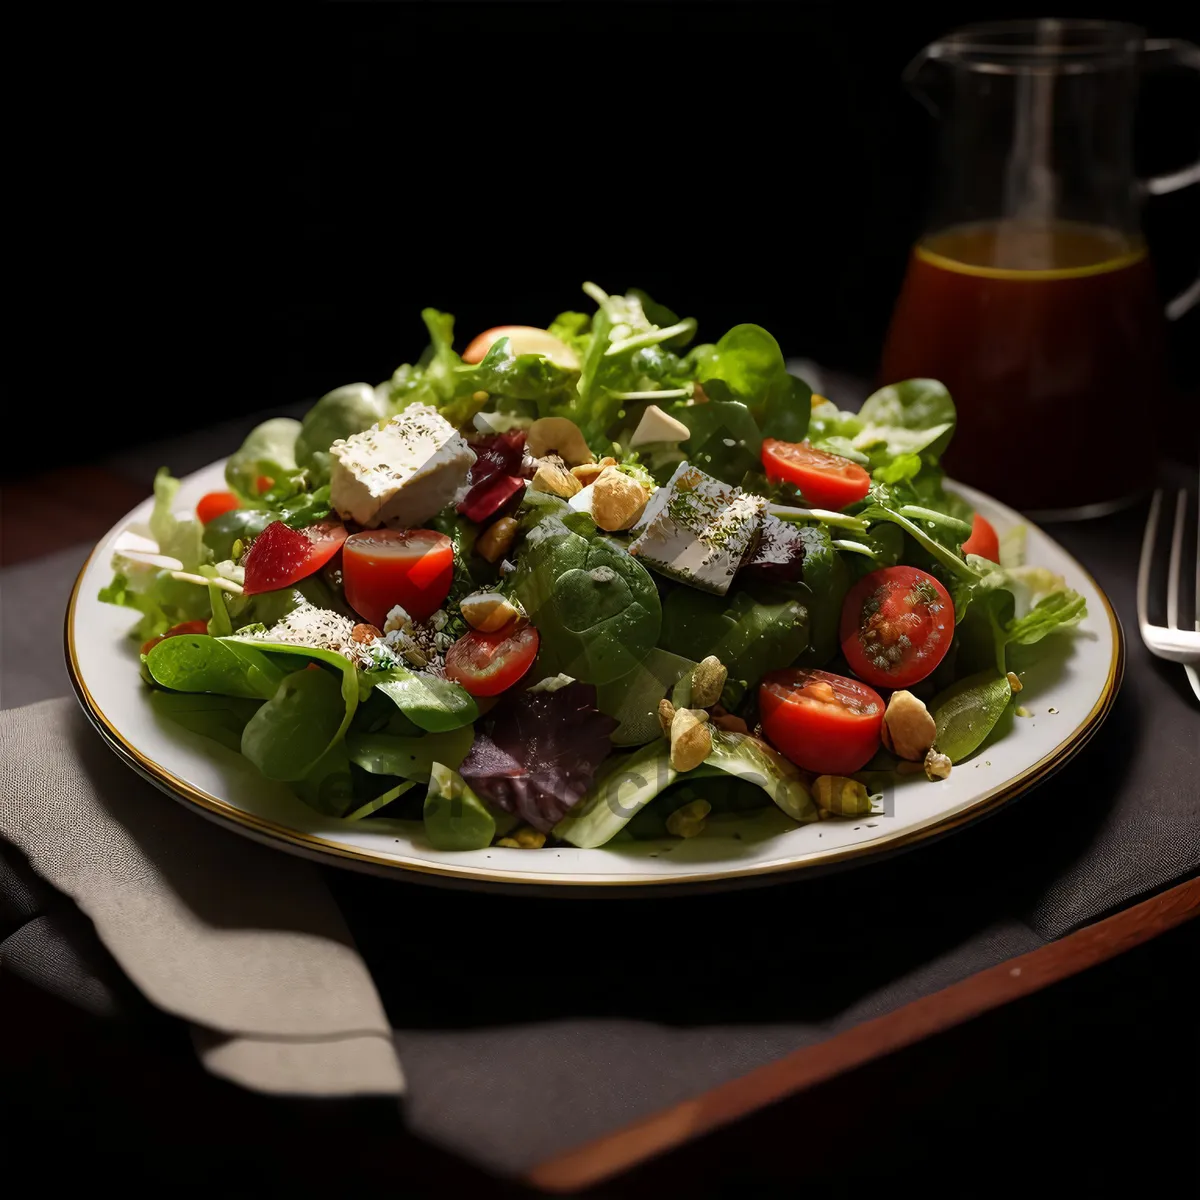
[100,284,1086,850]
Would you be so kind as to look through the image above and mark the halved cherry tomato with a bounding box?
[242,519,349,596]
[839,565,954,689]
[962,513,1000,563]
[196,491,241,525]
[443,621,539,697]
[461,326,580,370]
[759,668,885,775]
[140,618,211,657]
[341,529,454,626]
[761,439,871,510]
[255,475,275,495]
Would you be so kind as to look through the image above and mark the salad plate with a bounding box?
[65,286,1122,892]
[66,463,1120,891]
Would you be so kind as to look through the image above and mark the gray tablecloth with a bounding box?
[1,422,1196,1176]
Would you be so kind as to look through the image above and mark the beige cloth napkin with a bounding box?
[0,697,403,1097]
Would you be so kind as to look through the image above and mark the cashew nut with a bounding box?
[460,592,522,632]
[689,656,727,708]
[658,698,676,738]
[666,799,711,838]
[881,690,937,761]
[526,417,595,466]
[669,707,712,772]
[531,455,583,498]
[813,775,873,816]
[571,457,617,486]
[924,748,952,780]
[476,517,519,563]
[591,470,649,531]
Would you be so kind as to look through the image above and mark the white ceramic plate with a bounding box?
[66,459,1122,892]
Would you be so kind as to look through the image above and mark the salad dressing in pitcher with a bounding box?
[880,20,1199,516]
[880,218,1165,512]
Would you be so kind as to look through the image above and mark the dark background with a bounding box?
[13,1,1200,471]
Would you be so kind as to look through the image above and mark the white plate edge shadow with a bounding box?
[66,459,1123,891]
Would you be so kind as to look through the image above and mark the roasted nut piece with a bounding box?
[531,455,583,498]
[690,656,728,708]
[460,592,521,632]
[881,689,937,761]
[496,827,547,849]
[351,623,382,643]
[591,470,649,531]
[526,417,594,466]
[658,698,677,737]
[669,707,712,772]
[1006,671,1023,694]
[924,748,952,781]
[813,775,873,816]
[476,517,519,563]
[666,799,711,838]
[571,457,617,486]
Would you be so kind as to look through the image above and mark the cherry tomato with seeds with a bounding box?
[140,618,211,657]
[962,513,1000,562]
[761,439,871,510]
[839,565,954,690]
[195,491,241,525]
[443,621,539,697]
[759,668,885,775]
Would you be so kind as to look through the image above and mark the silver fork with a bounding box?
[1137,486,1200,700]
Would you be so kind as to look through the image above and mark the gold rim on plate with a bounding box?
[64,503,1124,890]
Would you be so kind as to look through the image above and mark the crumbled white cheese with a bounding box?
[329,404,476,528]
[383,604,413,634]
[250,602,397,668]
[628,461,765,594]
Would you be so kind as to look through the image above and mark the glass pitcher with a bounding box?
[879,19,1199,517]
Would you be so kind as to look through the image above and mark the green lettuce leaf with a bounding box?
[225,418,302,500]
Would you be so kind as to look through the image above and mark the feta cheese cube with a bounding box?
[329,404,476,528]
[628,461,764,594]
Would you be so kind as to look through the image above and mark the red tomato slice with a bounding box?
[839,565,954,689]
[195,491,241,525]
[962,513,1000,562]
[255,475,276,495]
[341,529,454,626]
[242,519,349,596]
[443,621,539,697]
[140,618,211,657]
[761,439,871,510]
[759,668,885,775]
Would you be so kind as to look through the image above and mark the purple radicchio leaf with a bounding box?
[459,681,618,832]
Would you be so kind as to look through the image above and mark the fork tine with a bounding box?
[1166,490,1186,630]
[1136,489,1162,635]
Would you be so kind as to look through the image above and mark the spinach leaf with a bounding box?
[793,524,852,667]
[241,666,351,781]
[292,741,357,816]
[225,417,302,500]
[294,383,388,481]
[346,727,475,782]
[663,399,763,486]
[931,670,1013,763]
[462,337,578,414]
[145,634,286,699]
[595,647,696,746]
[148,691,263,754]
[368,667,479,732]
[660,585,810,704]
[202,508,272,561]
[423,763,516,850]
[513,517,662,684]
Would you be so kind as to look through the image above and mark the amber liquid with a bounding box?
[880,220,1166,512]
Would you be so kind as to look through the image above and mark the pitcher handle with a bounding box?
[1139,38,1200,319]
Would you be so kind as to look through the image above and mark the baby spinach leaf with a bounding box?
[595,647,697,746]
[292,741,357,816]
[346,727,476,782]
[930,670,1013,763]
[423,763,516,850]
[513,518,662,685]
[202,508,273,561]
[855,379,957,464]
[145,634,286,699]
[148,691,263,754]
[664,399,763,486]
[225,417,302,500]
[294,383,388,480]
[367,668,479,732]
[241,666,351,781]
